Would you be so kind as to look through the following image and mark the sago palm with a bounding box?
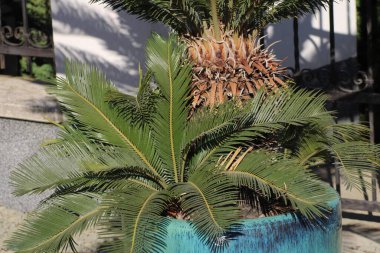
[90,0,328,109]
[6,35,378,253]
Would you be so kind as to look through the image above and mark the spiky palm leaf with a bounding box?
[99,187,171,253]
[90,0,329,36]
[221,151,335,219]
[6,194,105,253]
[91,0,209,36]
[106,67,159,127]
[7,34,379,253]
[280,120,379,191]
[146,34,193,183]
[171,170,239,251]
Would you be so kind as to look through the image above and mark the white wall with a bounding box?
[266,0,357,70]
[51,0,167,94]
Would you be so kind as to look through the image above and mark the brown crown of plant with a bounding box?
[187,28,288,111]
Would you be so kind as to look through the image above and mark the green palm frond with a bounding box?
[285,121,378,190]
[231,0,329,33]
[327,122,370,143]
[56,123,91,143]
[185,88,332,170]
[89,0,329,36]
[181,102,247,175]
[10,139,164,196]
[49,62,166,185]
[171,171,240,250]
[6,194,105,253]
[107,68,159,127]
[329,142,378,190]
[11,141,96,196]
[47,167,163,203]
[146,34,192,183]
[223,151,336,219]
[245,88,329,126]
[294,134,326,166]
[89,0,208,36]
[99,187,170,253]
[184,101,247,147]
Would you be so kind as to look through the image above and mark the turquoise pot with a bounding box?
[165,187,341,253]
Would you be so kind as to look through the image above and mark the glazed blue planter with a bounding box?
[165,187,341,253]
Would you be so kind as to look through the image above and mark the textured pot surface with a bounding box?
[165,187,341,253]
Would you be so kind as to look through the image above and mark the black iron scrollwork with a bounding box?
[287,58,371,93]
[0,26,51,48]
[351,71,370,91]
[1,26,25,46]
[27,28,51,48]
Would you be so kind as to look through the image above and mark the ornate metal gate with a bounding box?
[287,0,380,215]
[0,0,54,70]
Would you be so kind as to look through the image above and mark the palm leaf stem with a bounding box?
[129,191,157,253]
[128,179,159,192]
[167,41,179,183]
[187,181,224,230]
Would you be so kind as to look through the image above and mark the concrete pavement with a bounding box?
[0,75,62,123]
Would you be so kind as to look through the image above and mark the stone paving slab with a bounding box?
[0,76,62,123]
[342,219,380,253]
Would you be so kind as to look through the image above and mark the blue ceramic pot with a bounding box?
[165,187,341,253]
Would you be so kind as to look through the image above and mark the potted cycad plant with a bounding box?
[6,34,379,253]
[6,1,380,252]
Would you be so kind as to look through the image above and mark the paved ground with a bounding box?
[0,77,379,252]
[0,75,62,123]
[343,219,380,253]
[0,118,57,212]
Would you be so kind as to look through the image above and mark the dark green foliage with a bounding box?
[20,57,55,80]
[107,68,159,126]
[6,34,379,253]
[27,0,51,31]
[90,0,210,36]
[20,0,54,79]
[89,0,329,36]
